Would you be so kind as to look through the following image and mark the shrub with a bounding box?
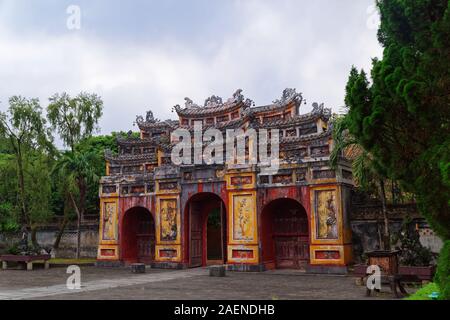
[392,218,433,266]
[435,240,450,300]
[405,282,440,300]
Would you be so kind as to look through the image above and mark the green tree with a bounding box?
[345,0,450,298]
[0,153,19,232]
[47,92,103,251]
[331,115,391,250]
[53,151,99,259]
[47,92,103,152]
[0,97,53,241]
[74,133,126,216]
[26,153,54,245]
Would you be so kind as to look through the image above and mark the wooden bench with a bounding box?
[0,254,51,271]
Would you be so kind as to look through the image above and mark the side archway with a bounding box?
[121,207,155,264]
[184,192,227,267]
[261,198,309,269]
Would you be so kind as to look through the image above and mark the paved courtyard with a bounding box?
[0,265,400,300]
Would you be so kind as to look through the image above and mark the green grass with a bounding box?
[49,258,96,265]
[405,282,440,300]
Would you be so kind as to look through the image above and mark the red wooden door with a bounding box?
[189,202,203,267]
[273,209,309,269]
[137,213,155,264]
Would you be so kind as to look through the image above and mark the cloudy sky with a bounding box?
[0,0,382,138]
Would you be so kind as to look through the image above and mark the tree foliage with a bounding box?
[345,0,450,298]
[346,0,450,238]
[0,97,54,232]
[47,92,103,152]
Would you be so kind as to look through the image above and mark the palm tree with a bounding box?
[330,115,391,251]
[53,151,99,259]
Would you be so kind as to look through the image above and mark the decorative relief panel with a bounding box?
[109,166,121,175]
[232,249,254,259]
[315,190,338,240]
[102,202,117,241]
[296,169,307,182]
[159,249,177,258]
[160,199,178,241]
[315,250,340,260]
[313,170,336,179]
[230,176,253,186]
[102,185,117,194]
[310,145,330,157]
[232,194,255,241]
[272,174,292,184]
[159,181,178,191]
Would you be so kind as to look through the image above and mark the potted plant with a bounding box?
[393,218,435,281]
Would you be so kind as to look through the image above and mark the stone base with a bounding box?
[209,265,226,277]
[226,264,266,272]
[95,260,125,268]
[131,263,146,274]
[151,262,187,270]
[306,265,348,275]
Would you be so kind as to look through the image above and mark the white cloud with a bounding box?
[0,0,383,143]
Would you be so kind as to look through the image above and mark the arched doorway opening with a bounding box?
[185,193,227,267]
[261,198,309,269]
[121,207,155,264]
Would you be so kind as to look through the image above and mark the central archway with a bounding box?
[121,207,155,264]
[185,193,227,267]
[261,198,309,269]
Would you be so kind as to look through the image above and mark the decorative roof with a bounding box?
[251,106,331,130]
[117,136,160,147]
[135,110,178,131]
[273,88,304,107]
[172,89,254,117]
[105,150,157,164]
[281,128,332,144]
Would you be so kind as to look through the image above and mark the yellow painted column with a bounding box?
[309,184,352,266]
[97,186,120,261]
[154,180,182,264]
[225,171,259,265]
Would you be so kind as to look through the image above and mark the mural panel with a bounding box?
[160,199,178,241]
[315,190,338,239]
[102,202,117,241]
[232,194,255,241]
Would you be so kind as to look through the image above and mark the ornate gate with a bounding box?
[273,208,309,269]
[189,202,203,267]
[137,214,155,264]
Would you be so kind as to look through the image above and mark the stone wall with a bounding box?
[350,202,443,263]
[0,223,99,258]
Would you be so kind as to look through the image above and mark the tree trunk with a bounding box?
[31,226,39,248]
[53,216,69,250]
[76,213,81,259]
[69,193,82,260]
[379,179,391,251]
[77,178,87,260]
[17,148,29,236]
